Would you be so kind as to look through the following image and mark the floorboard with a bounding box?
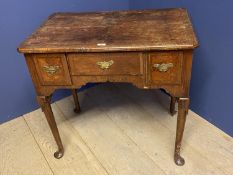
[1,84,233,175]
[114,84,233,175]
[24,104,108,175]
[0,117,53,175]
[85,84,230,175]
[56,93,166,175]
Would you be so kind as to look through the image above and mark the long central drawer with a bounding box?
[67,53,143,76]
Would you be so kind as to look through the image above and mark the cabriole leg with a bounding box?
[71,89,81,113]
[37,95,64,159]
[174,98,189,166]
[170,96,177,116]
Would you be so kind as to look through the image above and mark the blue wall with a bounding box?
[0,0,128,123]
[130,0,233,136]
[1,0,233,136]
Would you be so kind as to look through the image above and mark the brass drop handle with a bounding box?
[43,65,60,75]
[153,63,173,72]
[96,60,114,70]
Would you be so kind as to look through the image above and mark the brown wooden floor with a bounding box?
[1,84,233,175]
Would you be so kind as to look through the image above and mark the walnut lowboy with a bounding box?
[18,9,198,166]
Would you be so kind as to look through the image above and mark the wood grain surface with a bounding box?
[18,8,198,53]
[68,52,142,76]
[150,51,183,84]
[0,117,53,175]
[33,54,72,86]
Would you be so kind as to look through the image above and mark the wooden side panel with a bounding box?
[181,50,194,97]
[33,54,72,86]
[68,53,142,76]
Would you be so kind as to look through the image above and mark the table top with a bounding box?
[18,8,198,53]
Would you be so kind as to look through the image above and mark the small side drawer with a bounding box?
[33,54,72,86]
[150,51,183,85]
[67,53,143,76]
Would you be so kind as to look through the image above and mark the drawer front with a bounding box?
[150,51,183,85]
[33,54,72,85]
[67,53,143,76]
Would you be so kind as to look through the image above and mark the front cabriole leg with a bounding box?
[37,95,64,159]
[174,97,189,166]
